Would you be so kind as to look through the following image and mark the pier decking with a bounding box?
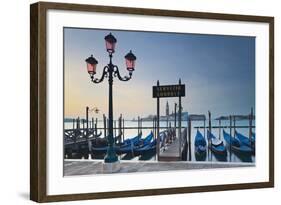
[159,137,181,161]
[158,128,187,161]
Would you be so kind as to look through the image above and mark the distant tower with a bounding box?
[166,101,169,116]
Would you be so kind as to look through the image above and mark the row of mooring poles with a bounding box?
[69,109,127,144]
[70,110,99,132]
[102,113,125,143]
[72,116,100,132]
[85,107,99,136]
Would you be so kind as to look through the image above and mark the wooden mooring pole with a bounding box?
[229,115,232,162]
[114,120,117,138]
[86,107,91,158]
[95,118,98,135]
[249,107,253,147]
[140,118,142,134]
[152,117,155,139]
[122,118,125,142]
[178,79,182,157]
[204,119,206,139]
[156,80,160,160]
[154,117,157,139]
[208,111,211,158]
[86,107,89,135]
[233,116,236,135]
[76,117,80,129]
[137,116,140,135]
[119,114,122,137]
[174,103,177,132]
[219,119,221,140]
[103,114,107,138]
[188,118,191,161]
[229,115,232,137]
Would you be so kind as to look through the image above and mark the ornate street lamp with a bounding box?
[104,32,117,54]
[85,33,136,165]
[125,50,136,74]
[85,55,98,75]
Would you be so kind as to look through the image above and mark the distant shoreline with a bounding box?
[64,112,189,122]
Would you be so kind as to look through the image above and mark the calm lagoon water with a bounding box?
[64,119,255,163]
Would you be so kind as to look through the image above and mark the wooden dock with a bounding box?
[159,137,181,161]
[158,128,187,161]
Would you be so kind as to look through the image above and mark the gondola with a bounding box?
[134,139,156,156]
[117,132,154,155]
[119,132,142,147]
[92,133,141,155]
[121,132,154,160]
[235,131,255,149]
[194,130,207,156]
[207,130,227,156]
[92,132,148,155]
[139,131,153,145]
[223,130,252,155]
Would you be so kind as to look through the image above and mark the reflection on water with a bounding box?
[64,119,255,163]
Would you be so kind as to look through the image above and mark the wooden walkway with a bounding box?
[158,128,187,161]
[159,137,181,161]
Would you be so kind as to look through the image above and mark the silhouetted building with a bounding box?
[166,101,169,116]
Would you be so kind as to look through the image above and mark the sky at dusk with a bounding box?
[64,27,255,120]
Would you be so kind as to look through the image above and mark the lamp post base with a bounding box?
[102,161,121,173]
[104,146,119,163]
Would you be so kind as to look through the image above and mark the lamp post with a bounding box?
[85,33,136,164]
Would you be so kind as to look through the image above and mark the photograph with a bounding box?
[30,2,274,202]
[63,28,256,176]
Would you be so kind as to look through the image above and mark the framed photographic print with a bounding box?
[30,1,274,202]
